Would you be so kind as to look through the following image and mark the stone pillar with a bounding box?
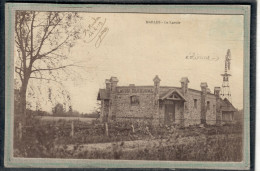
[200,82,208,125]
[153,75,161,125]
[102,79,111,123]
[180,77,189,127]
[110,77,118,92]
[153,75,161,104]
[180,103,184,128]
[109,77,118,121]
[214,87,221,125]
[180,77,189,96]
[105,79,111,92]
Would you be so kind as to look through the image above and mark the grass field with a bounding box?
[13,117,243,161]
[35,116,96,123]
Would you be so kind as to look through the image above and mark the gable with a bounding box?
[167,92,182,100]
[159,89,187,101]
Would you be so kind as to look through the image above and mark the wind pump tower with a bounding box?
[220,49,232,102]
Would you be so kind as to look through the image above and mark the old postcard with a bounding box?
[5,4,251,169]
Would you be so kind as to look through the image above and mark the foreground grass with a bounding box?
[13,118,243,161]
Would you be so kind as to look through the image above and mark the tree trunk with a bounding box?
[19,77,29,126]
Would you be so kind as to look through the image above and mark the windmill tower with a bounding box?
[220,49,232,102]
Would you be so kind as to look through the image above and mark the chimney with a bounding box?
[153,75,161,93]
[201,82,208,92]
[214,87,221,125]
[200,82,208,125]
[110,76,118,92]
[109,77,118,121]
[153,75,161,105]
[180,77,189,96]
[105,79,111,92]
[153,75,161,125]
[214,87,221,98]
[153,75,161,86]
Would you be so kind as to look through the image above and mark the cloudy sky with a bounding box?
[19,12,244,113]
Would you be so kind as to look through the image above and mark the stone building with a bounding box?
[220,98,237,122]
[97,75,236,126]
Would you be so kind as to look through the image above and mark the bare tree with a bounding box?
[14,11,83,126]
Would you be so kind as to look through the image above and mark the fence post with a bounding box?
[131,124,135,133]
[105,122,109,136]
[71,121,74,137]
[18,122,22,140]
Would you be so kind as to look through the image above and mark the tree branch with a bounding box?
[29,76,63,84]
[31,63,82,73]
[33,12,62,61]
[36,35,70,60]
[33,13,52,60]
[30,12,35,61]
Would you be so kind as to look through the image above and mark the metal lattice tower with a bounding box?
[220,49,232,102]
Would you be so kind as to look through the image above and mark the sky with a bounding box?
[64,13,244,112]
[16,12,245,113]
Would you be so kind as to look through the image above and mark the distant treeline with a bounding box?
[21,109,100,118]
[14,99,100,118]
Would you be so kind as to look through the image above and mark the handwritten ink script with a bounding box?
[83,17,109,48]
[146,20,181,25]
[185,53,219,61]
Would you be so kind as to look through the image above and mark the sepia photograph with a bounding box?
[5,4,251,169]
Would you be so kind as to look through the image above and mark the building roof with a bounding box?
[97,89,110,100]
[220,98,237,112]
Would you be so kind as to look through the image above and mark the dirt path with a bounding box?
[66,138,168,151]
[60,134,240,154]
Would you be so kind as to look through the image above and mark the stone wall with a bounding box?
[114,87,156,122]
[205,94,217,125]
[99,76,219,127]
[155,87,218,127]
[184,90,202,126]
[181,89,217,126]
